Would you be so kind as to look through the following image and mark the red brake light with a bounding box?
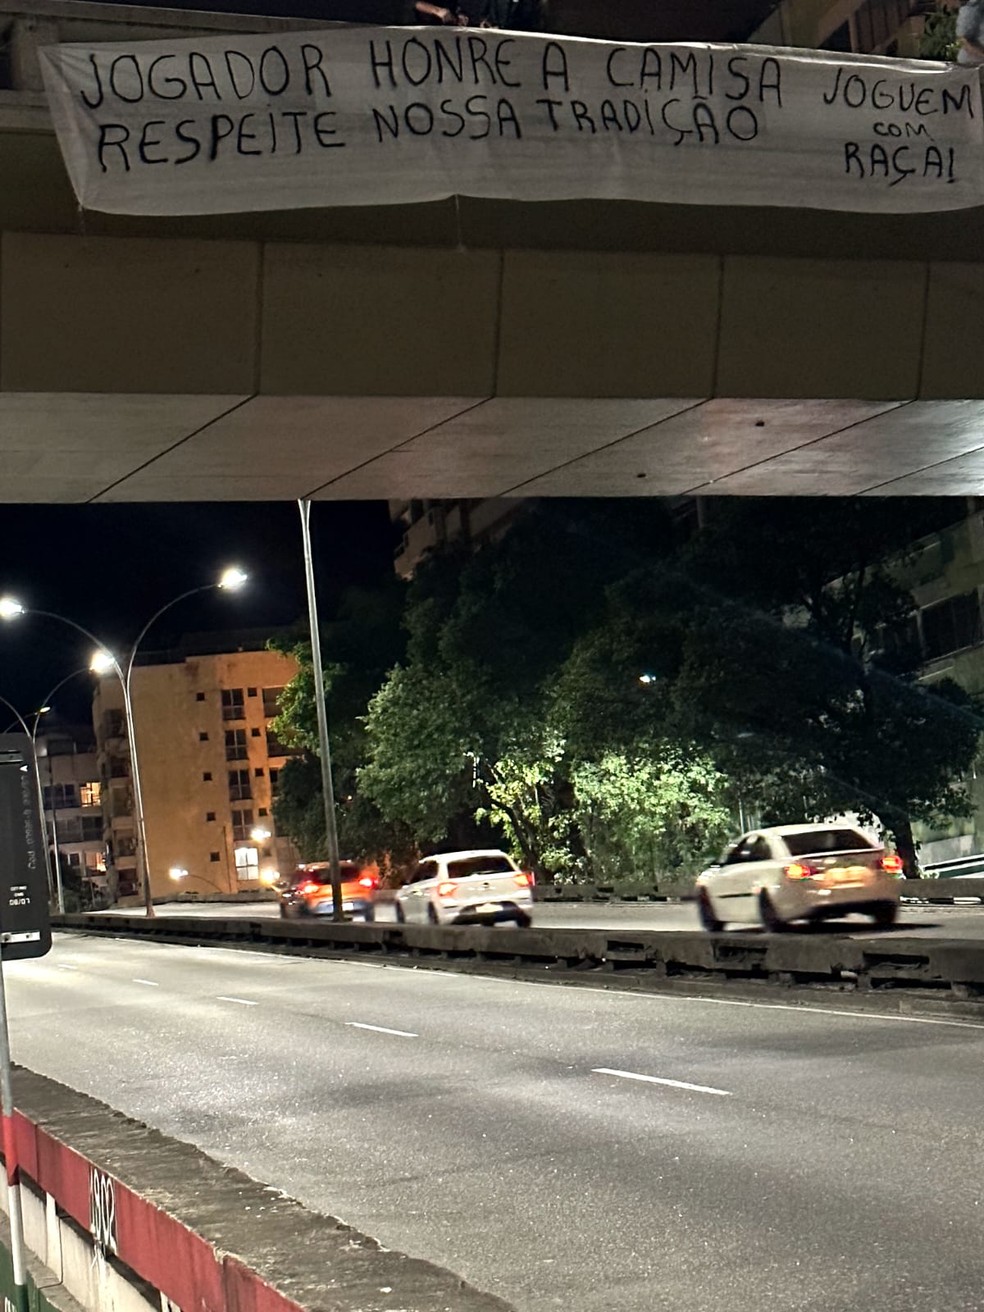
[784,862,813,881]
[881,854,904,875]
[513,872,533,887]
[436,881,457,897]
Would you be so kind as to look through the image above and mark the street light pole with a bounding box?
[1,571,247,918]
[298,501,343,922]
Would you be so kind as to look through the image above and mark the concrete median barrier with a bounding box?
[3,1066,513,1312]
[52,913,984,1006]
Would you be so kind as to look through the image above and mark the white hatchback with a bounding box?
[395,849,535,927]
[695,823,902,932]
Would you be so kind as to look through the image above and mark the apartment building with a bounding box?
[36,722,107,905]
[749,0,947,57]
[881,503,984,869]
[92,641,301,902]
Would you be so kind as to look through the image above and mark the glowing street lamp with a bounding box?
[250,826,272,843]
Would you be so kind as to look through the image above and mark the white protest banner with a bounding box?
[38,26,984,217]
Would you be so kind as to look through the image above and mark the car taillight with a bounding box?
[881,854,904,875]
[436,881,457,897]
[358,875,378,889]
[784,862,815,880]
[514,872,534,887]
[299,881,320,895]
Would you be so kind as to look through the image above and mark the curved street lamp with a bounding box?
[169,866,227,897]
[0,568,248,918]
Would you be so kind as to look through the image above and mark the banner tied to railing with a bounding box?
[38,26,984,217]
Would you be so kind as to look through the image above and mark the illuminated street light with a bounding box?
[250,826,272,843]
[89,650,116,677]
[218,567,248,591]
[0,568,249,918]
[169,865,225,896]
[639,673,657,686]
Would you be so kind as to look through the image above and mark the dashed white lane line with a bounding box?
[132,978,159,987]
[346,1022,418,1039]
[217,996,258,1007]
[592,1068,732,1098]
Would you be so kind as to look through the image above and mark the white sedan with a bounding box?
[395,849,535,927]
[695,823,902,932]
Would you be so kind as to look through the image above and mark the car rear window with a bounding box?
[447,856,515,879]
[783,829,873,857]
[294,865,362,887]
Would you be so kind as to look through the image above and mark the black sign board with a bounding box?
[0,735,52,960]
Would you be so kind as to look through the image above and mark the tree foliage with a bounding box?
[276,498,981,883]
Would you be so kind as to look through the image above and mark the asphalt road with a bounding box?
[7,934,984,1312]
[99,897,984,939]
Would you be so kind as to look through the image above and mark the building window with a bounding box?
[198,732,209,743]
[116,836,136,858]
[921,592,983,661]
[262,687,284,719]
[196,692,206,702]
[254,767,264,778]
[80,816,103,841]
[247,687,258,697]
[270,769,280,795]
[266,729,291,758]
[258,807,268,817]
[251,727,261,738]
[228,769,251,801]
[102,709,125,739]
[221,688,245,721]
[206,811,216,822]
[43,784,78,810]
[234,846,260,880]
[225,729,248,761]
[209,851,221,862]
[79,782,101,808]
[231,807,255,841]
[202,771,213,783]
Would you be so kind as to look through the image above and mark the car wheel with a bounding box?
[394,902,406,924]
[697,890,724,933]
[427,903,440,925]
[363,906,375,923]
[514,910,532,929]
[759,891,788,933]
[871,902,898,928]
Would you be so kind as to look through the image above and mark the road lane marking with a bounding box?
[132,978,159,987]
[346,1022,418,1039]
[56,965,78,971]
[217,996,257,1007]
[592,1067,732,1097]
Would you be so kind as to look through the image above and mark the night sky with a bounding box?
[0,502,398,726]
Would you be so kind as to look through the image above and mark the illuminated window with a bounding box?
[234,847,259,881]
[79,781,101,808]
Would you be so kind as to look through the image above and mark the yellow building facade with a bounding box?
[92,646,300,902]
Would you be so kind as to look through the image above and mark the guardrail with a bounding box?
[53,913,984,1002]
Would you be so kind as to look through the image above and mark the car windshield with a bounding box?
[447,856,515,879]
[783,829,873,857]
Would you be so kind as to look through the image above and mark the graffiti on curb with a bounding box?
[89,1167,117,1254]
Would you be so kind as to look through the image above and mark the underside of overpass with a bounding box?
[6,4,984,503]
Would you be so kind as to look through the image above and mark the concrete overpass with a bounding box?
[5,0,984,503]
